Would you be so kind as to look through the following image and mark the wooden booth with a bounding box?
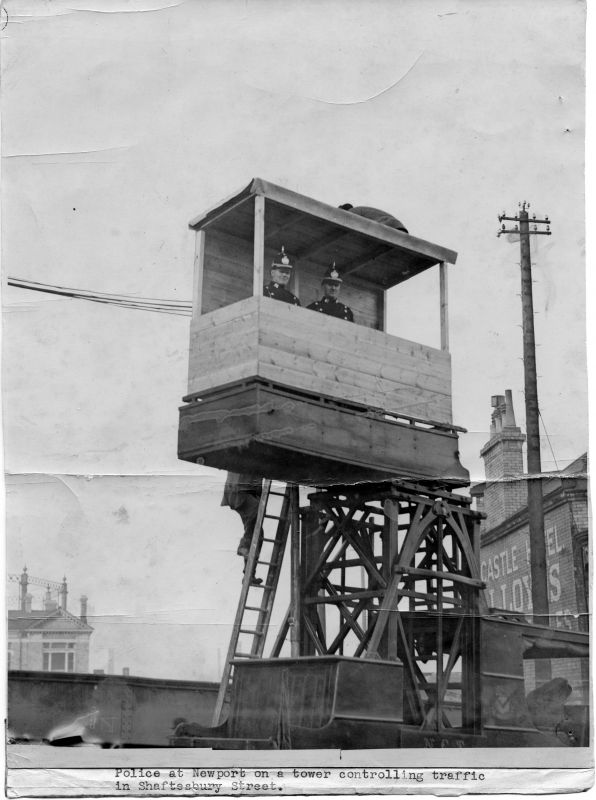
[178,178,468,486]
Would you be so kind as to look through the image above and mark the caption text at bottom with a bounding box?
[113,767,486,794]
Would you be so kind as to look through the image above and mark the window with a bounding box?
[43,641,75,672]
[7,642,13,670]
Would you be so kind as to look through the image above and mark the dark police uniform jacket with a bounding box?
[264,282,300,305]
[307,296,354,322]
[221,472,262,510]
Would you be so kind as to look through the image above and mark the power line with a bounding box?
[7,277,192,317]
[10,277,189,306]
[538,409,560,472]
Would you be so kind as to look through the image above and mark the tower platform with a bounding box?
[180,179,468,485]
[179,377,468,487]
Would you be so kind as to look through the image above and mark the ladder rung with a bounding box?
[212,484,293,729]
[246,582,271,591]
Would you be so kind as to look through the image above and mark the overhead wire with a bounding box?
[538,409,560,472]
[10,277,189,306]
[6,277,192,317]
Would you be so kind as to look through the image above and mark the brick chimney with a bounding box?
[479,389,527,531]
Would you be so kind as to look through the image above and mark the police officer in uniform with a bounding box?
[221,472,263,558]
[264,246,300,305]
[307,265,354,322]
[221,472,264,585]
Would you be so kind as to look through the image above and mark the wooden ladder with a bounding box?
[211,480,293,726]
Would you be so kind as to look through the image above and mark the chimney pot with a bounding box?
[490,394,506,436]
[44,587,57,611]
[20,568,29,611]
[503,389,518,428]
[80,595,88,624]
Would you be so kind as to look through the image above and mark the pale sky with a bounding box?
[2,0,587,680]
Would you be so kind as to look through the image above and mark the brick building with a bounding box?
[7,568,93,673]
[471,391,589,697]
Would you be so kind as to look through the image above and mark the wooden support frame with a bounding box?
[192,230,205,322]
[289,486,301,657]
[440,261,449,352]
[273,482,486,733]
[253,195,265,297]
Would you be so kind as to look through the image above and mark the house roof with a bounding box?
[474,452,588,499]
[561,452,587,476]
[540,451,588,495]
[8,607,93,634]
[188,178,458,290]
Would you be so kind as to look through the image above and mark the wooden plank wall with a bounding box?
[187,297,452,424]
[201,231,253,314]
[188,297,260,394]
[258,301,451,421]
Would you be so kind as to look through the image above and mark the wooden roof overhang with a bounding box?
[189,178,458,291]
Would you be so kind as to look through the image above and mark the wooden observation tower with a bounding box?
[176,179,589,749]
[178,177,467,487]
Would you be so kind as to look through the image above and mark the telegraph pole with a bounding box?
[498,203,552,629]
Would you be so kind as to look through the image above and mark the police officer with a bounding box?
[307,265,354,322]
[221,472,264,585]
[221,472,262,558]
[264,247,300,305]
